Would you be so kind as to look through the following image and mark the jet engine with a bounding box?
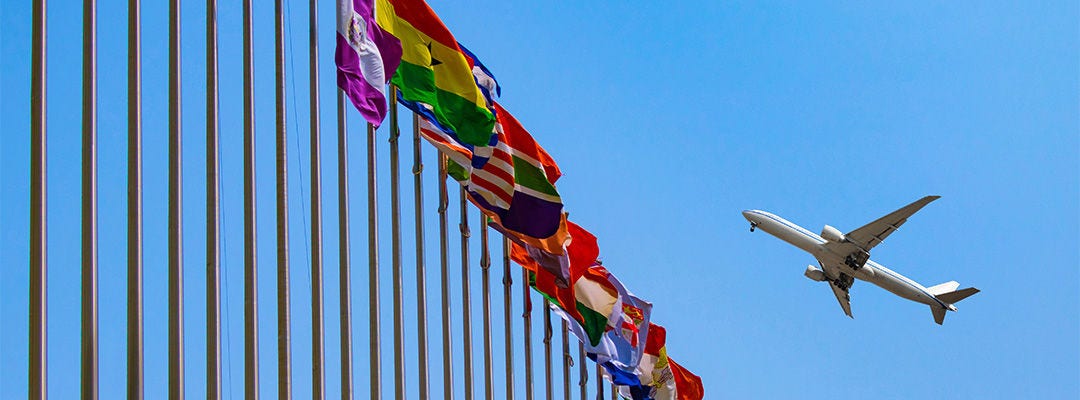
[804,265,826,282]
[820,225,845,243]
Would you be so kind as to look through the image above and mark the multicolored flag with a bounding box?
[375,0,496,146]
[551,264,653,360]
[418,103,564,239]
[335,0,402,125]
[601,323,705,400]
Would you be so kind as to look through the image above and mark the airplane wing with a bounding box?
[845,196,940,252]
[827,273,854,318]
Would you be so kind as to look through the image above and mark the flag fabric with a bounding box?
[418,102,564,238]
[335,0,402,125]
[375,0,496,146]
[514,221,598,321]
[602,323,705,400]
[550,264,653,361]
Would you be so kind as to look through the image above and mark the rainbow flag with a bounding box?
[375,0,496,146]
[335,0,402,125]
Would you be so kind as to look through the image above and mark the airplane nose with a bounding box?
[741,210,753,221]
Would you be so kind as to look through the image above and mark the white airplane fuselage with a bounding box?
[742,209,954,311]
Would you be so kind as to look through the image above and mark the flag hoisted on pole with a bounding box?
[336,0,401,125]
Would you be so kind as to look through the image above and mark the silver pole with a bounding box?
[274,0,293,396]
[594,364,602,400]
[30,0,47,397]
[168,0,185,396]
[460,187,474,400]
[544,300,553,400]
[127,0,144,397]
[242,0,260,396]
[367,119,382,400]
[206,0,223,397]
[578,343,586,400]
[480,214,493,400]
[522,268,534,400]
[609,383,616,400]
[502,237,515,400]
[81,0,99,396]
[561,321,570,400]
[336,91,354,400]
[437,153,454,400]
[389,86,406,400]
[412,113,430,400]
[308,0,325,396]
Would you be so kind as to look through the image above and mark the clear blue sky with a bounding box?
[2,1,1077,398]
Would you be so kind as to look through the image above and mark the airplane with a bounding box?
[741,196,978,325]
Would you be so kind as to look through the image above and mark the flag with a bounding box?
[336,0,402,125]
[375,0,496,146]
[418,102,564,238]
[550,264,653,360]
[603,324,704,400]
[514,221,598,320]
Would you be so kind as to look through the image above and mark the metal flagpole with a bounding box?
[594,364,603,400]
[522,268,534,400]
[388,86,407,400]
[274,0,293,396]
[460,187,474,400]
[480,214,493,400]
[561,321,570,400]
[167,0,185,396]
[543,300,553,400]
[437,153,454,400]
[126,0,144,397]
[502,237,515,400]
[609,383,616,400]
[367,118,382,400]
[242,0,260,396]
[29,0,47,397]
[308,0,326,396]
[206,0,223,397]
[578,343,586,400]
[412,113,431,400]
[336,89,354,400]
[81,0,99,396]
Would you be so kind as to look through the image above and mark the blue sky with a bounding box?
[2,1,1077,399]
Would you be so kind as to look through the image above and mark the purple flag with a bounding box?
[336,0,401,125]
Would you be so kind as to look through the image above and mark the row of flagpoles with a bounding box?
[24,0,703,398]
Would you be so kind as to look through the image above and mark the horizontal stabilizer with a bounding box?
[937,287,980,305]
[927,281,960,296]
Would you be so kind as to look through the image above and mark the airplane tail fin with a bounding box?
[930,286,980,325]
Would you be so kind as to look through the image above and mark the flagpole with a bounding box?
[81,0,99,396]
[167,0,185,396]
[522,268,534,400]
[594,364,603,400]
[126,0,144,397]
[480,213,494,400]
[437,153,455,400]
[561,321,570,400]
[308,0,326,396]
[460,186,475,400]
[336,88,354,400]
[609,383,616,400]
[242,0,260,396]
[388,85,407,400]
[206,0,223,397]
[578,343,586,400]
[29,0,47,397]
[502,237,515,400]
[412,112,431,400]
[543,300,553,400]
[274,0,293,395]
[367,119,382,400]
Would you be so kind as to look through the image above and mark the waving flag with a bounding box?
[375,0,496,146]
[336,0,402,125]
[602,323,704,400]
[418,103,564,238]
[550,264,653,361]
